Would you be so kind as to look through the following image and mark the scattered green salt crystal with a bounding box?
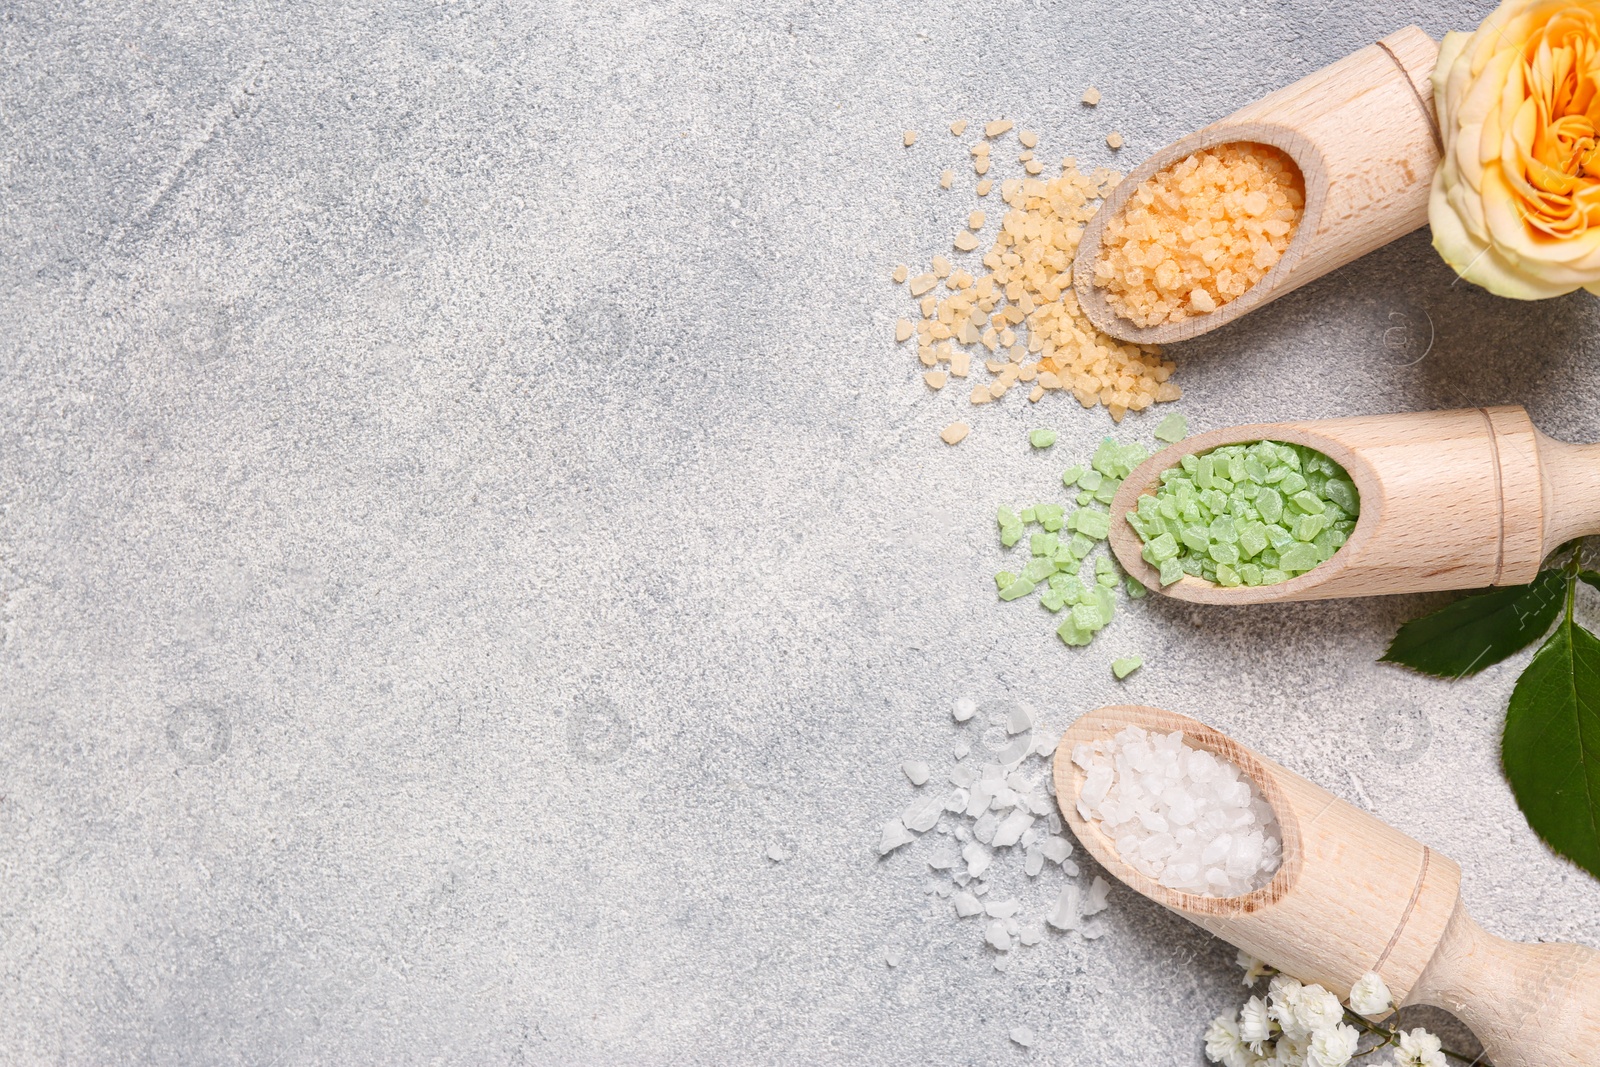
[1061,465,1085,487]
[1040,588,1067,612]
[1076,491,1095,505]
[1021,506,1037,523]
[1068,532,1094,558]
[997,505,1019,529]
[1215,563,1241,587]
[1111,655,1143,679]
[996,571,1017,591]
[1078,469,1103,492]
[1021,558,1055,584]
[1125,575,1147,599]
[1000,524,1023,548]
[1031,532,1059,557]
[1035,503,1065,531]
[999,576,1038,601]
[1153,414,1188,443]
[1074,509,1111,540]
[1057,617,1092,646]
[1029,429,1057,449]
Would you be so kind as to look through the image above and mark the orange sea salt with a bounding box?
[1093,142,1303,329]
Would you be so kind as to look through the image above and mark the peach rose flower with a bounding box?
[1431,1,1600,298]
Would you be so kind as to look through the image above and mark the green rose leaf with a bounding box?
[1580,570,1600,595]
[1502,619,1600,879]
[1380,569,1566,679]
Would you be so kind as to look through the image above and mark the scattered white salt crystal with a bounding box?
[985,920,1012,950]
[1024,846,1044,877]
[928,846,961,870]
[966,783,994,818]
[990,809,1034,848]
[902,793,945,833]
[953,890,983,917]
[1080,919,1107,940]
[1083,875,1111,916]
[1026,792,1054,816]
[954,698,977,722]
[1018,920,1045,946]
[995,735,1032,766]
[879,819,916,855]
[993,954,1011,972]
[1061,859,1079,876]
[1041,836,1073,863]
[984,898,1019,918]
[963,841,992,878]
[1007,704,1035,734]
[885,946,904,967]
[973,812,1000,844]
[766,844,786,862]
[952,740,971,760]
[1034,731,1059,757]
[1010,1026,1035,1047]
[945,789,969,812]
[950,765,978,788]
[902,760,931,786]
[1046,883,1079,930]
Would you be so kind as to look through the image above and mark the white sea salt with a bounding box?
[1010,1026,1035,1047]
[902,793,945,833]
[1075,726,1281,897]
[954,698,977,722]
[903,760,931,786]
[879,819,915,855]
[765,844,786,862]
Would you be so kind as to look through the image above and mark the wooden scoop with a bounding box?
[1106,405,1600,603]
[1055,704,1600,1067]
[1072,26,1440,346]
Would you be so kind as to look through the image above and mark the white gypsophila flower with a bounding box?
[1270,1035,1310,1067]
[1266,974,1304,1034]
[1239,995,1276,1050]
[1291,984,1345,1037]
[1204,1012,1258,1067]
[1305,1023,1360,1067]
[1237,949,1275,985]
[1394,1028,1447,1067]
[1347,972,1393,1018]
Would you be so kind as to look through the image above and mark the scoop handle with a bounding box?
[1410,901,1600,1067]
[1539,436,1600,549]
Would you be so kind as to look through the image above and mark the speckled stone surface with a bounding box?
[4,1,1598,1062]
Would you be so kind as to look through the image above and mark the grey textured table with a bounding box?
[5,1,1599,1063]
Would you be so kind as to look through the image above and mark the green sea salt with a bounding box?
[1153,414,1188,443]
[994,431,1160,653]
[1126,439,1358,588]
[1111,656,1143,679]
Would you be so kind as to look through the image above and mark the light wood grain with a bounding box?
[1105,405,1600,604]
[1073,26,1440,345]
[1055,705,1600,1067]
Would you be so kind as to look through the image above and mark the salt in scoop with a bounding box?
[1073,26,1440,345]
[1107,405,1600,603]
[1055,704,1600,1067]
